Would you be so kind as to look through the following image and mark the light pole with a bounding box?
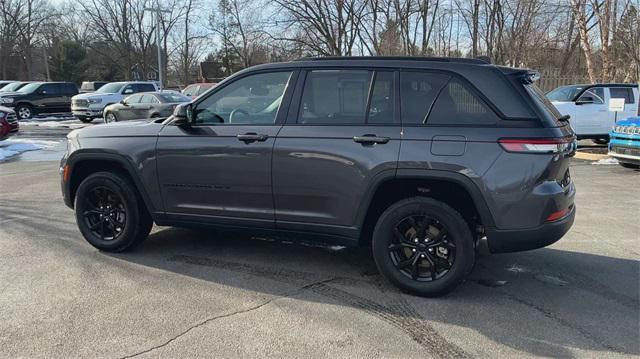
[145,3,170,90]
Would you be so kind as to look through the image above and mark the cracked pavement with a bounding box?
[0,157,638,358]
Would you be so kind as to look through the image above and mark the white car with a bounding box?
[548,84,639,144]
[71,81,158,123]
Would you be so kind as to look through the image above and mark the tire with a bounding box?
[372,197,475,297]
[78,117,94,123]
[619,162,640,169]
[15,104,33,120]
[592,138,609,145]
[74,172,152,252]
[104,112,117,123]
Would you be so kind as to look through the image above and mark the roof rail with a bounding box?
[293,56,490,64]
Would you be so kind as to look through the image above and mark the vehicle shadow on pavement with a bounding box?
[107,226,639,357]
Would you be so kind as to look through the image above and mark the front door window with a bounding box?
[193,72,292,125]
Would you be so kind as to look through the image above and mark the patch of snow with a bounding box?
[19,120,95,129]
[0,138,58,161]
[592,157,619,165]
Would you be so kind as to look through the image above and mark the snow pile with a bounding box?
[592,157,619,165]
[20,120,95,129]
[0,138,59,161]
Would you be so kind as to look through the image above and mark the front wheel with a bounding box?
[15,104,33,120]
[78,117,94,123]
[74,172,152,252]
[104,112,118,123]
[592,138,609,145]
[372,197,475,297]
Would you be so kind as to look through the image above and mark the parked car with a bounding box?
[0,106,18,140]
[60,57,576,297]
[71,81,159,123]
[609,116,640,169]
[548,83,639,144]
[79,81,108,93]
[103,91,191,123]
[0,80,16,89]
[182,82,216,99]
[0,81,32,94]
[0,82,78,119]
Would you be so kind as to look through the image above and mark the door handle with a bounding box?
[237,132,269,143]
[353,134,390,145]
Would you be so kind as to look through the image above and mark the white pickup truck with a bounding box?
[71,81,158,123]
[548,84,639,143]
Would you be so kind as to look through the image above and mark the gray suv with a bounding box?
[60,57,576,296]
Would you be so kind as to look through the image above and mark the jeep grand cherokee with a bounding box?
[60,57,576,296]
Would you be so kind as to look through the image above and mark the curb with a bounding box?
[574,151,609,161]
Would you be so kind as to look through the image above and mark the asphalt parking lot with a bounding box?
[0,123,638,358]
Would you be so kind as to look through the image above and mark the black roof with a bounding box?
[557,83,638,88]
[294,56,489,65]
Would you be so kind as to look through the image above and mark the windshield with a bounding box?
[17,83,41,93]
[96,82,124,94]
[1,82,25,92]
[158,93,191,103]
[546,85,586,102]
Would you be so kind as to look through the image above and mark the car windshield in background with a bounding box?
[96,82,124,94]
[158,93,191,103]
[546,85,585,102]
[1,82,25,92]
[17,83,41,93]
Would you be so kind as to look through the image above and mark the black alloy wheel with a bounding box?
[74,172,152,252]
[372,197,475,297]
[388,215,456,281]
[81,186,127,241]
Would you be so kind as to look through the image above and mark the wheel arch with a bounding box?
[357,169,495,245]
[65,151,159,219]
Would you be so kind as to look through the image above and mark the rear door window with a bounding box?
[400,71,450,124]
[299,70,371,125]
[367,71,396,124]
[135,83,156,93]
[609,87,635,104]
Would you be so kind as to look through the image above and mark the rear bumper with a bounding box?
[486,205,575,253]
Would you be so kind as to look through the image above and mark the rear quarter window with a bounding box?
[427,78,500,126]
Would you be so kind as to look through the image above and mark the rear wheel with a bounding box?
[74,172,152,252]
[78,117,94,123]
[372,197,475,297]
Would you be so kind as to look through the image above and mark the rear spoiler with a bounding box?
[497,67,540,84]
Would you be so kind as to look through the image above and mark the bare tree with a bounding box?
[571,0,597,83]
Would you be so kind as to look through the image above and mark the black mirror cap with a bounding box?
[172,103,193,125]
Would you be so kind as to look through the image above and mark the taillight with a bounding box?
[498,137,573,154]
[546,207,571,222]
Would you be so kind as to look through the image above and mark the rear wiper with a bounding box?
[558,114,570,122]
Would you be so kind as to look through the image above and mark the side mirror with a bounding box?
[40,90,47,95]
[172,103,193,126]
[123,89,133,94]
[120,100,127,105]
[575,97,594,105]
